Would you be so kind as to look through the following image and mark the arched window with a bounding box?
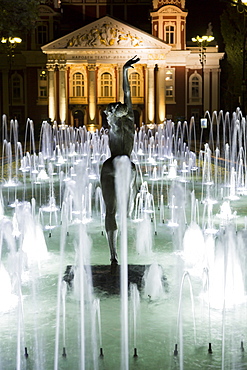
[129,72,141,97]
[101,72,113,97]
[165,25,175,44]
[72,72,85,97]
[189,73,202,103]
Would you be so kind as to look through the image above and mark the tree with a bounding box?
[220,3,247,112]
[0,0,39,39]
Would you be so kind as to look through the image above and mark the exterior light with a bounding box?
[192,34,214,116]
[1,36,22,119]
[192,35,214,46]
[230,0,247,12]
[233,0,247,4]
[191,35,215,66]
[40,70,47,79]
[1,37,22,44]
[10,37,22,44]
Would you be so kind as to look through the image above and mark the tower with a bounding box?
[150,0,188,50]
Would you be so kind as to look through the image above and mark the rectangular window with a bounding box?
[165,25,175,45]
[13,77,21,99]
[36,23,48,45]
[38,70,48,100]
[165,69,175,100]
[40,86,47,97]
[166,86,173,97]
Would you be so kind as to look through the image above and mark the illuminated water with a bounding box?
[1,110,247,369]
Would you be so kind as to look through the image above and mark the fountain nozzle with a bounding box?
[241,341,244,352]
[24,347,28,358]
[174,344,178,356]
[100,347,104,357]
[208,343,213,354]
[62,347,66,357]
[133,348,138,357]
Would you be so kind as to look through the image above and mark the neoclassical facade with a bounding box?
[0,0,224,130]
[41,1,223,128]
[42,15,172,128]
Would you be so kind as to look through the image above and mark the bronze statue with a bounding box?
[100,55,140,264]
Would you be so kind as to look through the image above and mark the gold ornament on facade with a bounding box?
[67,23,143,48]
[87,63,97,72]
[57,63,67,71]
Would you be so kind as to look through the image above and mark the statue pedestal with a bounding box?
[64,264,167,295]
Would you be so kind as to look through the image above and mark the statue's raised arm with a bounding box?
[123,55,140,113]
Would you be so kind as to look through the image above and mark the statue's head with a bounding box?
[104,102,128,122]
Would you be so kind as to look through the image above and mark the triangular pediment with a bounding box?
[42,16,170,52]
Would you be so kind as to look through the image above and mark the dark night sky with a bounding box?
[186,0,225,49]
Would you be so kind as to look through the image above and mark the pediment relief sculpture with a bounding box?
[67,23,143,48]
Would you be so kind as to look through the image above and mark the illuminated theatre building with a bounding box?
[0,0,224,129]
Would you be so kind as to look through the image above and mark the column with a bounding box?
[47,65,56,122]
[58,64,67,123]
[147,64,155,123]
[88,64,97,124]
[204,69,210,113]
[211,68,219,112]
[117,64,124,102]
[157,65,166,123]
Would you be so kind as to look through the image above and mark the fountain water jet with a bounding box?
[0,110,247,369]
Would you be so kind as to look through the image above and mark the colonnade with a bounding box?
[46,58,167,126]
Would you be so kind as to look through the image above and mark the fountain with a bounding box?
[1,108,247,369]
